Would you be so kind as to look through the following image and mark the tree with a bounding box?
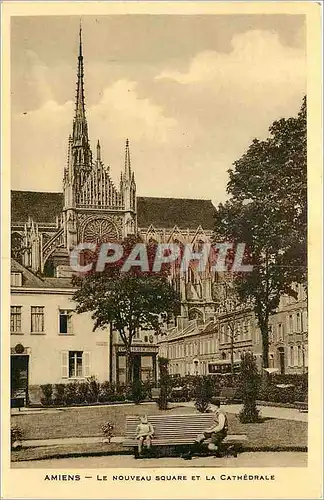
[214,97,307,368]
[238,352,260,423]
[72,237,180,384]
[195,376,213,413]
[157,357,169,410]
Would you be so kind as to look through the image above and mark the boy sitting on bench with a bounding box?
[183,400,228,460]
[135,415,155,456]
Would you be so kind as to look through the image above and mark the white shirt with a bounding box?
[206,411,226,433]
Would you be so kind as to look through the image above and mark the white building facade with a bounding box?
[10,261,110,404]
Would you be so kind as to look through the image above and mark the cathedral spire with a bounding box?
[96,139,101,162]
[72,22,88,142]
[124,138,131,179]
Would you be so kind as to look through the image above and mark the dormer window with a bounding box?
[11,272,22,287]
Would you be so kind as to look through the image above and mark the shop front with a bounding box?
[114,344,158,384]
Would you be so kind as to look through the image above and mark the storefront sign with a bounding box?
[116,345,158,354]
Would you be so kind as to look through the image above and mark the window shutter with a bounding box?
[83,351,91,377]
[61,351,68,378]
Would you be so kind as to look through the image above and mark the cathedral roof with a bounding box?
[11,191,64,224]
[137,196,216,230]
[11,191,216,230]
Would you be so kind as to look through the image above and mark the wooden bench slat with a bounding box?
[123,413,248,451]
[123,435,248,447]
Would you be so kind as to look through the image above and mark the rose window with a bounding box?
[82,218,119,243]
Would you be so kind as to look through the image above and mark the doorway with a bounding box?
[11,355,29,405]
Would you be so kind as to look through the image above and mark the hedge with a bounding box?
[40,377,154,407]
[40,373,308,407]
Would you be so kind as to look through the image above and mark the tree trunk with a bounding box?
[125,347,133,385]
[261,325,269,369]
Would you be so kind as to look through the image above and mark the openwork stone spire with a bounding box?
[124,138,131,179]
[72,23,88,143]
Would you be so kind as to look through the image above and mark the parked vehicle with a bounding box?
[208,360,241,375]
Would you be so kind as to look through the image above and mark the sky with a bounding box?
[11,15,306,206]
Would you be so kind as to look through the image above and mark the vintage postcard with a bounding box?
[1,1,323,499]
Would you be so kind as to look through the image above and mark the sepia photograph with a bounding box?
[1,3,322,498]
[9,12,309,469]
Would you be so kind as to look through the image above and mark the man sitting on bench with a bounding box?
[183,400,228,460]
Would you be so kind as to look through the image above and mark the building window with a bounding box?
[11,306,22,333]
[61,351,90,379]
[296,313,301,333]
[242,320,246,340]
[302,310,308,332]
[59,310,73,334]
[69,351,83,377]
[11,272,22,286]
[297,345,302,366]
[288,314,294,334]
[289,346,294,366]
[246,320,251,339]
[278,323,283,341]
[31,306,44,333]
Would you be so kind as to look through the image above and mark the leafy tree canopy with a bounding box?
[214,97,307,367]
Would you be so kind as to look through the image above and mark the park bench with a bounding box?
[123,414,247,458]
[218,387,240,404]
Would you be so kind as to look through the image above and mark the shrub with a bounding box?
[110,394,126,402]
[99,381,116,402]
[117,383,129,399]
[239,353,260,423]
[87,376,100,403]
[11,425,23,441]
[257,373,308,404]
[195,376,212,413]
[142,377,154,400]
[11,425,23,449]
[102,422,114,442]
[76,381,89,404]
[40,384,53,406]
[53,384,66,406]
[65,382,79,405]
[169,386,190,402]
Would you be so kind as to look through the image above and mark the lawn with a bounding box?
[11,442,127,462]
[12,403,307,451]
[12,403,191,440]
